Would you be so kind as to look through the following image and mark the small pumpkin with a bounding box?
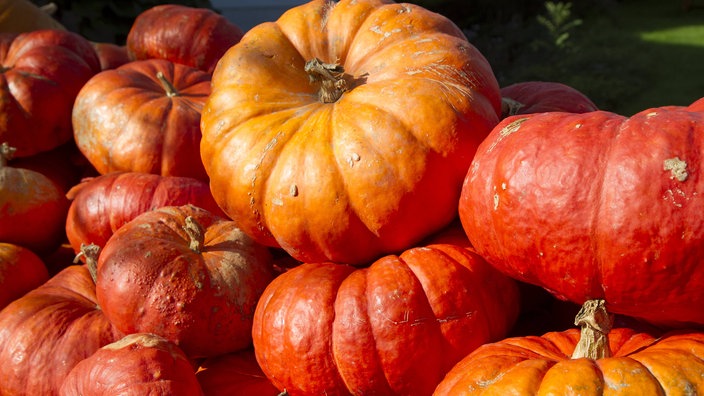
[500,80,598,118]
[252,234,520,395]
[60,333,204,396]
[96,205,275,358]
[200,0,502,265]
[73,58,211,180]
[459,106,704,327]
[434,300,704,395]
[92,41,130,70]
[0,242,49,309]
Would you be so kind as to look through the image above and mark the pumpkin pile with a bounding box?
[1,0,703,394]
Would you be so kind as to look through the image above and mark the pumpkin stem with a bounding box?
[183,216,204,253]
[501,97,525,117]
[571,299,613,360]
[75,243,101,284]
[304,58,351,103]
[0,142,16,167]
[156,71,179,97]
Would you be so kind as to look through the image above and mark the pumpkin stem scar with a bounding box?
[663,157,688,182]
[156,71,180,97]
[500,97,525,117]
[76,243,101,284]
[304,58,367,103]
[183,216,205,253]
[0,142,17,167]
[571,299,613,359]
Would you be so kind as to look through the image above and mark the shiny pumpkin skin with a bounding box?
[65,171,226,254]
[500,80,598,118]
[252,241,520,395]
[0,242,49,309]
[73,58,211,181]
[0,29,100,157]
[126,4,243,74]
[434,328,704,395]
[96,205,275,358]
[459,107,704,326]
[0,265,122,395]
[59,333,204,396]
[200,0,501,265]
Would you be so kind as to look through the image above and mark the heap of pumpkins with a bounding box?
[2,0,704,394]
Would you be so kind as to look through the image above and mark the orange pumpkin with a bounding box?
[200,0,502,265]
[0,242,49,309]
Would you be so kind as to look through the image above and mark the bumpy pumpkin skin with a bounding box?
[60,333,204,396]
[252,240,520,395]
[434,328,704,395]
[459,107,704,326]
[201,0,502,265]
[73,58,211,181]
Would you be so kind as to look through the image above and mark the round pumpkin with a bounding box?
[252,236,520,395]
[73,58,211,180]
[65,171,226,255]
[0,29,100,157]
[459,106,704,327]
[0,242,49,309]
[0,0,65,33]
[0,264,122,395]
[196,348,279,395]
[96,204,275,358]
[126,4,243,74]
[60,333,204,396]
[434,300,704,395]
[500,80,598,118]
[200,0,502,265]
[0,142,69,253]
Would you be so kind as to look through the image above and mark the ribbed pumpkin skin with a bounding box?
[434,328,704,395]
[252,242,520,395]
[0,29,100,157]
[0,265,122,395]
[459,107,704,326]
[59,333,204,396]
[200,0,501,265]
[73,59,211,181]
[65,171,225,254]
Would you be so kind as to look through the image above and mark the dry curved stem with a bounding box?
[156,71,179,97]
[571,299,613,359]
[183,216,205,253]
[0,142,16,167]
[501,97,526,117]
[304,58,366,103]
[75,243,101,284]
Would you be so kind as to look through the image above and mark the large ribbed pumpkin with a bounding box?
[200,0,501,265]
[459,105,704,327]
[252,236,520,395]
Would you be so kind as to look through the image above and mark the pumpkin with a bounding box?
[96,204,275,358]
[459,106,704,327]
[59,333,204,396]
[92,41,130,70]
[200,0,501,265]
[434,300,704,395]
[0,142,69,254]
[0,242,49,309]
[73,58,211,180]
[0,0,65,33]
[126,4,243,74]
[252,235,520,395]
[0,263,122,395]
[65,171,226,255]
[687,96,704,111]
[0,29,100,157]
[10,140,90,194]
[196,348,279,396]
[500,80,598,118]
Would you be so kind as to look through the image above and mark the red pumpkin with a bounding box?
[459,106,704,326]
[60,333,204,396]
[126,4,243,74]
[0,242,49,309]
[65,171,226,255]
[500,80,598,118]
[688,96,704,111]
[73,58,211,180]
[252,236,520,395]
[196,348,279,395]
[0,142,69,254]
[96,205,275,358]
[10,140,92,194]
[200,0,502,265]
[0,264,122,395]
[92,41,130,70]
[434,300,704,395]
[0,29,100,157]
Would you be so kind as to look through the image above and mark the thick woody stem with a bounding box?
[0,142,16,167]
[571,299,613,359]
[304,58,350,103]
[75,243,101,284]
[183,216,205,253]
[156,71,179,97]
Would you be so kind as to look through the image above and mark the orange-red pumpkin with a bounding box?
[200,0,502,265]
[0,242,49,309]
[196,348,279,396]
[500,80,598,118]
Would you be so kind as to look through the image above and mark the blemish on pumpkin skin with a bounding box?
[663,157,688,181]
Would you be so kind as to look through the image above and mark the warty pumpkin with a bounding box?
[200,0,502,265]
[459,105,704,327]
